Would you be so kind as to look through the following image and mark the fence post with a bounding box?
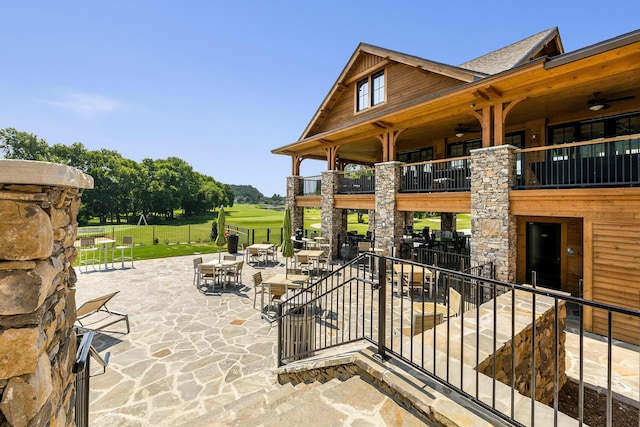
[188,225,191,244]
[375,256,388,360]
[276,303,283,367]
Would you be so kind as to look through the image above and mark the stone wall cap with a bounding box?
[0,159,94,189]
[470,144,518,154]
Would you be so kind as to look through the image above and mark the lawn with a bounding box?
[77,205,471,263]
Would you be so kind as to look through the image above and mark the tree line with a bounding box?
[0,128,234,224]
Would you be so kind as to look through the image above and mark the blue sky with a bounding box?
[1,1,638,196]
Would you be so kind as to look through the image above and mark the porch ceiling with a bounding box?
[274,40,640,165]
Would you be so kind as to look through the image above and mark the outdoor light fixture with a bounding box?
[588,103,606,111]
[455,130,465,138]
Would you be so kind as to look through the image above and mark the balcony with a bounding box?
[400,157,471,193]
[337,168,375,194]
[300,176,321,196]
[516,135,640,189]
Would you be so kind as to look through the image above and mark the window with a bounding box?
[549,111,640,143]
[357,79,369,111]
[356,70,385,111]
[447,139,481,157]
[372,71,384,105]
[397,147,433,163]
[505,131,525,148]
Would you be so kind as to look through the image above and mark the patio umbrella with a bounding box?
[280,207,294,276]
[215,207,226,261]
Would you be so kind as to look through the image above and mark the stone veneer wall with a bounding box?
[470,145,517,282]
[374,162,405,255]
[0,160,93,426]
[286,176,303,234]
[320,171,344,260]
[476,290,567,405]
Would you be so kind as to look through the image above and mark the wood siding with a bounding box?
[312,62,463,136]
[591,222,640,344]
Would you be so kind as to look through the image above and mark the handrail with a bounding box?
[516,134,640,189]
[74,331,110,427]
[276,253,640,426]
[515,133,640,153]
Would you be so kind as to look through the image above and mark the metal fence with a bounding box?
[337,168,376,194]
[400,157,471,193]
[276,253,640,426]
[516,135,640,189]
[78,224,287,248]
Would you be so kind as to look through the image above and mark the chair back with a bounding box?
[268,283,287,298]
[296,254,308,264]
[358,241,371,252]
[448,288,462,316]
[223,255,235,261]
[235,261,244,273]
[410,311,444,336]
[193,257,203,269]
[123,236,134,245]
[252,272,262,286]
[76,291,120,318]
[80,237,95,247]
[249,247,260,256]
[287,268,302,275]
[200,265,215,277]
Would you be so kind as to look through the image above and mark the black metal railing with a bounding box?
[73,331,110,427]
[301,176,322,196]
[516,134,640,189]
[276,253,640,426]
[337,169,375,194]
[400,157,471,193]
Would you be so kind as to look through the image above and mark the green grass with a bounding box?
[77,205,471,265]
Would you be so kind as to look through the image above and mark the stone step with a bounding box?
[257,376,426,427]
[184,378,328,426]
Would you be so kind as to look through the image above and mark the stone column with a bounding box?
[440,213,456,232]
[374,161,404,256]
[0,159,93,426]
[286,176,303,234]
[320,171,344,260]
[470,145,517,282]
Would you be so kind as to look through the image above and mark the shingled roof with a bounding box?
[459,28,563,75]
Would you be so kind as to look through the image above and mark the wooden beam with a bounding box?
[344,59,391,85]
[484,85,502,98]
[371,120,393,129]
[472,89,490,101]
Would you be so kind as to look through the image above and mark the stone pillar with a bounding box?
[367,209,375,238]
[286,176,303,234]
[320,171,344,260]
[0,159,93,427]
[470,145,517,282]
[374,161,404,256]
[440,213,456,232]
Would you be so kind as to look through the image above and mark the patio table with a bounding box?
[260,273,309,317]
[201,259,242,289]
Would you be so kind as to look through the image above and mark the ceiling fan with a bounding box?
[454,124,480,138]
[588,92,636,111]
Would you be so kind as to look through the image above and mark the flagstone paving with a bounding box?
[76,254,284,426]
[75,253,640,426]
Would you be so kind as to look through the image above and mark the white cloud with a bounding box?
[42,92,122,116]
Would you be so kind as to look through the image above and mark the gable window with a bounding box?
[357,79,369,111]
[356,69,385,112]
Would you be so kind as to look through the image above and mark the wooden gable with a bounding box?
[308,57,467,137]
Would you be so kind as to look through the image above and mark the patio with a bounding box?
[75,254,282,426]
[75,253,640,426]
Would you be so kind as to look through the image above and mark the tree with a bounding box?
[0,128,51,161]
